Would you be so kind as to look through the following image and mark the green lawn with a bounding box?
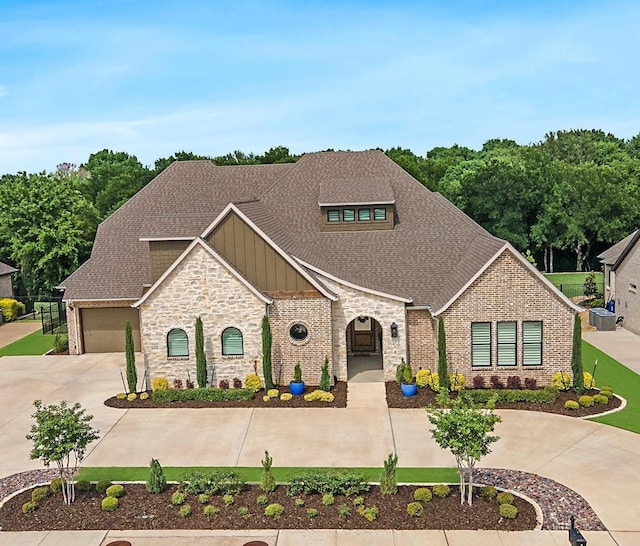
[0,329,55,356]
[77,466,459,484]
[544,271,603,287]
[583,341,640,433]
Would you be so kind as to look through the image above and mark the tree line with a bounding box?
[1,132,639,296]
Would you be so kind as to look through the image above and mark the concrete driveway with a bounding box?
[2,352,640,545]
[0,321,41,349]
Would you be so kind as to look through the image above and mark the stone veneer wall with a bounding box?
[616,242,640,335]
[268,297,333,386]
[406,309,437,372]
[66,299,138,355]
[0,275,13,298]
[318,275,407,382]
[441,250,574,386]
[138,245,267,385]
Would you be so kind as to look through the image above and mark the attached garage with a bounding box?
[80,307,141,353]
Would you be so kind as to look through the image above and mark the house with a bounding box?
[59,150,580,386]
[0,261,16,298]
[598,229,640,335]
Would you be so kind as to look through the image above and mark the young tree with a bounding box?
[195,316,207,388]
[26,400,99,504]
[261,315,274,390]
[379,452,399,496]
[146,458,167,494]
[427,394,501,506]
[125,320,137,393]
[319,356,331,392]
[571,313,585,394]
[437,317,450,391]
[260,451,276,493]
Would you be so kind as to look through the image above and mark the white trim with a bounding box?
[319,201,396,206]
[295,258,413,303]
[432,243,583,315]
[62,298,138,303]
[200,204,338,301]
[139,236,197,242]
[132,238,272,307]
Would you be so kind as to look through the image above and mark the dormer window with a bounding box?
[373,208,387,221]
[358,208,371,221]
[343,209,355,222]
[327,210,340,223]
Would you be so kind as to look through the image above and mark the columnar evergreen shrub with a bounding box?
[146,458,167,494]
[437,317,450,391]
[571,314,585,394]
[125,320,137,393]
[260,451,276,493]
[261,315,274,390]
[195,317,207,388]
[320,356,331,391]
[379,452,398,496]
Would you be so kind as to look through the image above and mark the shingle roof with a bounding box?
[0,261,17,276]
[61,150,506,309]
[597,230,639,265]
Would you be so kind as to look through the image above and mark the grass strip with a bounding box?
[78,466,459,484]
[583,341,640,434]
[0,329,54,356]
[544,272,603,287]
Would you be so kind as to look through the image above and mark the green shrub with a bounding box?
[564,400,580,410]
[601,386,614,394]
[579,395,595,408]
[306,508,318,519]
[466,387,558,405]
[146,458,167,494]
[379,452,398,496]
[106,484,125,498]
[260,451,276,493]
[101,497,119,511]
[407,501,424,517]
[75,480,91,492]
[413,487,432,502]
[22,501,38,514]
[358,505,379,522]
[153,387,254,403]
[338,503,351,519]
[432,484,451,498]
[223,494,234,506]
[181,470,245,495]
[203,504,219,517]
[50,478,65,494]
[496,491,514,505]
[478,486,497,500]
[53,333,69,354]
[256,494,268,506]
[287,469,370,496]
[238,506,250,517]
[322,493,335,505]
[31,486,51,503]
[353,496,364,506]
[599,389,613,399]
[95,480,112,493]
[593,394,609,405]
[171,491,186,506]
[320,356,331,391]
[294,497,305,508]
[264,503,284,517]
[198,493,210,504]
[179,504,192,517]
[500,503,518,519]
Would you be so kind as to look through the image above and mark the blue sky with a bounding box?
[1,0,639,172]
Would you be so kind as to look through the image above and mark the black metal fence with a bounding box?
[12,296,67,334]
[556,282,605,300]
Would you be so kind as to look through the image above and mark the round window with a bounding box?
[289,323,309,342]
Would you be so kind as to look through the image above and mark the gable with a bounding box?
[149,240,192,283]
[207,210,316,293]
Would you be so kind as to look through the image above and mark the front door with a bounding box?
[351,316,375,352]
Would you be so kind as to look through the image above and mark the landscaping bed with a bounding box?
[104,382,347,409]
[0,482,536,532]
[385,383,622,417]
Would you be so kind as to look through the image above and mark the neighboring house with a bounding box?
[598,230,640,335]
[0,261,17,298]
[59,151,580,386]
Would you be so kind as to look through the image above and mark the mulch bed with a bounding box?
[385,384,622,417]
[104,382,347,409]
[0,483,536,532]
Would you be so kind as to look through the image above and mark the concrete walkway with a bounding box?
[2,348,640,545]
[0,320,40,349]
[583,327,640,375]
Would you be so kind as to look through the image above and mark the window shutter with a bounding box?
[222,328,243,356]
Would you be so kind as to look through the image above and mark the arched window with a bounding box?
[222,327,243,356]
[167,328,188,357]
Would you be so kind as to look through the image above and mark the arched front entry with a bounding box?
[346,316,383,381]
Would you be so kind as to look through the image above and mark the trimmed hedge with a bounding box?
[465,387,559,405]
[152,387,254,403]
[0,298,25,322]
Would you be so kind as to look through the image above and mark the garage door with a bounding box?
[81,308,141,353]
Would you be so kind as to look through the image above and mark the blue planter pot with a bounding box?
[401,382,417,397]
[290,381,305,396]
